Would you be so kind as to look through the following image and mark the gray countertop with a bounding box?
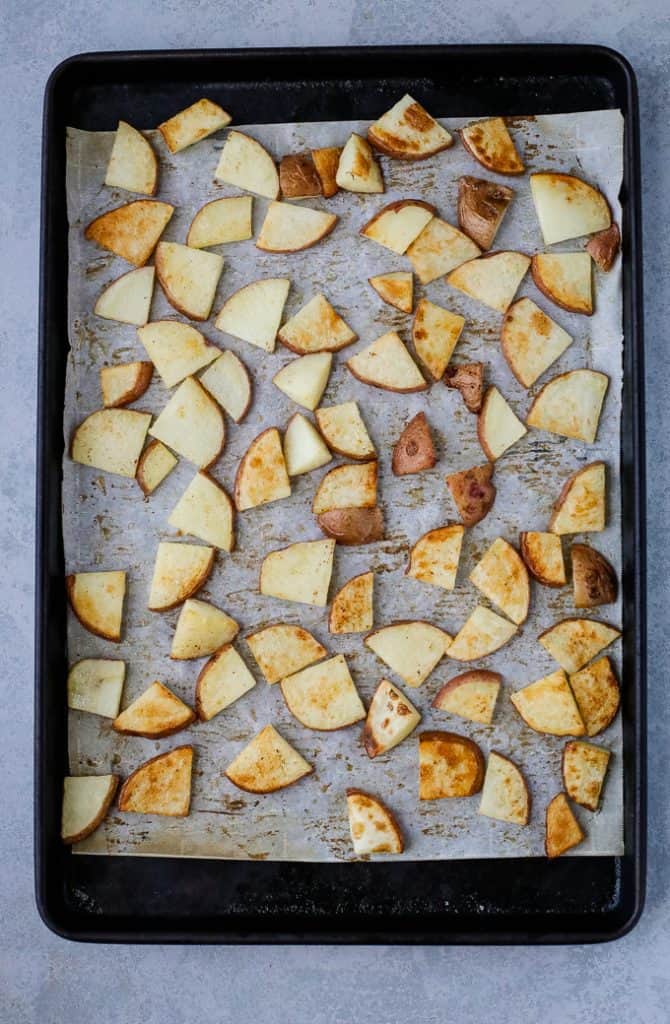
[1,3,668,1022]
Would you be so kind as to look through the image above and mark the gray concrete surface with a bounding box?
[1,1,668,1022]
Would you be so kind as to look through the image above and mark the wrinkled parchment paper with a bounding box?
[65,109,624,860]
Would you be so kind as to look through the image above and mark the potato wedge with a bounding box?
[66,570,126,642]
[199,350,252,423]
[273,352,332,410]
[215,130,279,199]
[67,659,125,719]
[158,98,231,153]
[260,539,335,606]
[105,121,158,195]
[432,670,501,726]
[235,427,291,510]
[444,362,484,413]
[569,656,620,737]
[336,134,384,193]
[530,172,611,246]
[511,668,585,736]
[478,751,530,825]
[315,402,375,460]
[215,277,290,353]
[61,775,119,844]
[281,654,365,731]
[501,297,573,388]
[519,531,566,587]
[100,361,153,408]
[225,725,313,793]
[346,332,427,393]
[277,293,356,354]
[317,507,385,546]
[283,413,332,477]
[85,200,174,266]
[113,681,195,738]
[187,195,253,248]
[447,605,517,662]
[446,462,496,526]
[419,731,485,800]
[136,440,177,496]
[392,412,436,476]
[545,793,584,858]
[195,645,256,721]
[586,223,620,272]
[571,543,617,608]
[549,461,606,535]
[406,217,481,285]
[311,146,342,198]
[257,201,338,253]
[368,271,413,313]
[279,152,322,199]
[71,408,151,478]
[155,241,224,322]
[148,541,215,612]
[367,93,453,159]
[531,252,593,315]
[477,386,527,461]
[118,746,193,817]
[94,267,155,326]
[346,789,404,855]
[362,678,420,758]
[361,199,435,254]
[329,571,374,634]
[457,176,514,250]
[168,471,234,551]
[469,537,530,625]
[448,251,530,313]
[312,461,377,514]
[365,621,450,688]
[246,624,326,685]
[412,298,464,381]
[407,525,464,591]
[138,321,219,389]
[149,377,225,469]
[460,117,524,175]
[562,740,611,811]
[527,369,608,444]
[171,598,239,660]
[539,617,621,674]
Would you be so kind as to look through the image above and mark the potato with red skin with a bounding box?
[279,153,322,198]
[317,507,384,545]
[444,362,484,413]
[457,176,514,250]
[392,412,436,476]
[571,543,618,608]
[586,223,620,271]
[446,463,496,527]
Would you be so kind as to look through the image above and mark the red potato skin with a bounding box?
[345,787,405,852]
[65,574,123,642]
[117,746,194,815]
[279,153,322,199]
[392,412,436,476]
[570,543,618,608]
[360,198,436,237]
[457,176,514,250]
[586,223,620,272]
[531,256,593,317]
[148,549,216,613]
[446,463,496,527]
[317,507,384,545]
[444,362,484,413]
[62,775,120,845]
[548,461,607,532]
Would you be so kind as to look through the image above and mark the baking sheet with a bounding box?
[64,108,624,860]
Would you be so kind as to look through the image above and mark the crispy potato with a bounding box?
[549,461,607,535]
[136,440,177,496]
[446,462,496,526]
[329,571,374,634]
[118,746,193,817]
[187,196,253,248]
[511,669,585,736]
[469,537,530,625]
[71,408,151,478]
[148,541,215,612]
[586,223,620,272]
[260,539,335,606]
[412,298,464,381]
[94,267,155,326]
[460,118,524,175]
[171,598,239,660]
[113,681,195,738]
[568,656,620,737]
[347,331,427,393]
[138,321,219,388]
[419,731,485,800]
[279,152,322,198]
[246,624,326,684]
[100,361,153,408]
[315,402,375,460]
[571,543,618,608]
[477,386,527,461]
[67,659,125,719]
[225,725,313,793]
[215,277,290,353]
[519,531,566,587]
[61,775,119,844]
[105,121,158,195]
[444,362,484,413]
[500,297,573,388]
[215,130,279,199]
[562,740,611,811]
[530,172,611,246]
[361,199,435,254]
[317,507,385,545]
[278,293,355,355]
[234,427,291,511]
[195,645,257,721]
[199,350,253,423]
[168,471,235,551]
[283,413,332,477]
[362,678,420,758]
[545,793,584,858]
[457,176,514,250]
[447,605,517,662]
[311,146,342,198]
[149,376,225,470]
[346,789,404,855]
[392,412,436,476]
[407,525,464,591]
[66,570,126,642]
[280,654,365,731]
[368,271,414,313]
[273,352,332,411]
[312,461,377,514]
[407,217,480,285]
[432,670,501,725]
[257,201,338,253]
[336,134,384,193]
[538,617,621,674]
[447,251,530,313]
[85,200,174,266]
[531,253,593,315]
[155,241,224,322]
[527,369,608,443]
[478,751,530,824]
[158,98,231,153]
[365,621,450,688]
[367,94,453,159]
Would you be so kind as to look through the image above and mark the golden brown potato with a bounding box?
[419,731,485,800]
[545,792,584,858]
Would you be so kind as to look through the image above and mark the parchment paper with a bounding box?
[64,109,625,860]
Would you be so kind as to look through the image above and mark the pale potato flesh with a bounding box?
[527,369,608,443]
[118,746,193,816]
[365,621,450,688]
[538,618,621,674]
[257,202,337,252]
[368,93,452,159]
[532,253,593,315]
[550,462,606,535]
[312,461,377,514]
[159,98,231,153]
[280,654,365,731]
[199,350,252,422]
[273,352,332,410]
[406,217,481,285]
[196,645,256,721]
[501,297,573,388]
[113,681,194,737]
[362,678,420,758]
[225,725,312,793]
[105,121,157,195]
[519,531,566,587]
[461,118,524,175]
[469,537,530,625]
[447,251,530,313]
[530,172,611,246]
[569,656,620,737]
[136,440,177,496]
[85,200,174,266]
[329,571,374,634]
[168,471,235,550]
[149,376,225,469]
[187,196,253,248]
[336,134,384,193]
[246,624,326,684]
[138,321,219,388]
[478,386,527,461]
[368,271,413,313]
[67,570,126,641]
[511,669,585,736]
[171,598,239,660]
[235,428,291,510]
[260,539,335,606]
[67,659,125,719]
[155,242,224,321]
[346,331,426,393]
[148,541,215,611]
[215,130,279,199]
[277,293,356,354]
[215,277,290,352]
[315,402,375,460]
[478,751,529,824]
[545,792,584,858]
[432,671,501,725]
[412,298,465,381]
[283,413,331,477]
[447,605,517,661]
[361,200,434,254]
[94,266,155,326]
[62,775,119,844]
[419,731,485,800]
[100,361,153,408]
[346,790,403,855]
[71,408,151,478]
[562,740,610,810]
[407,525,464,591]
